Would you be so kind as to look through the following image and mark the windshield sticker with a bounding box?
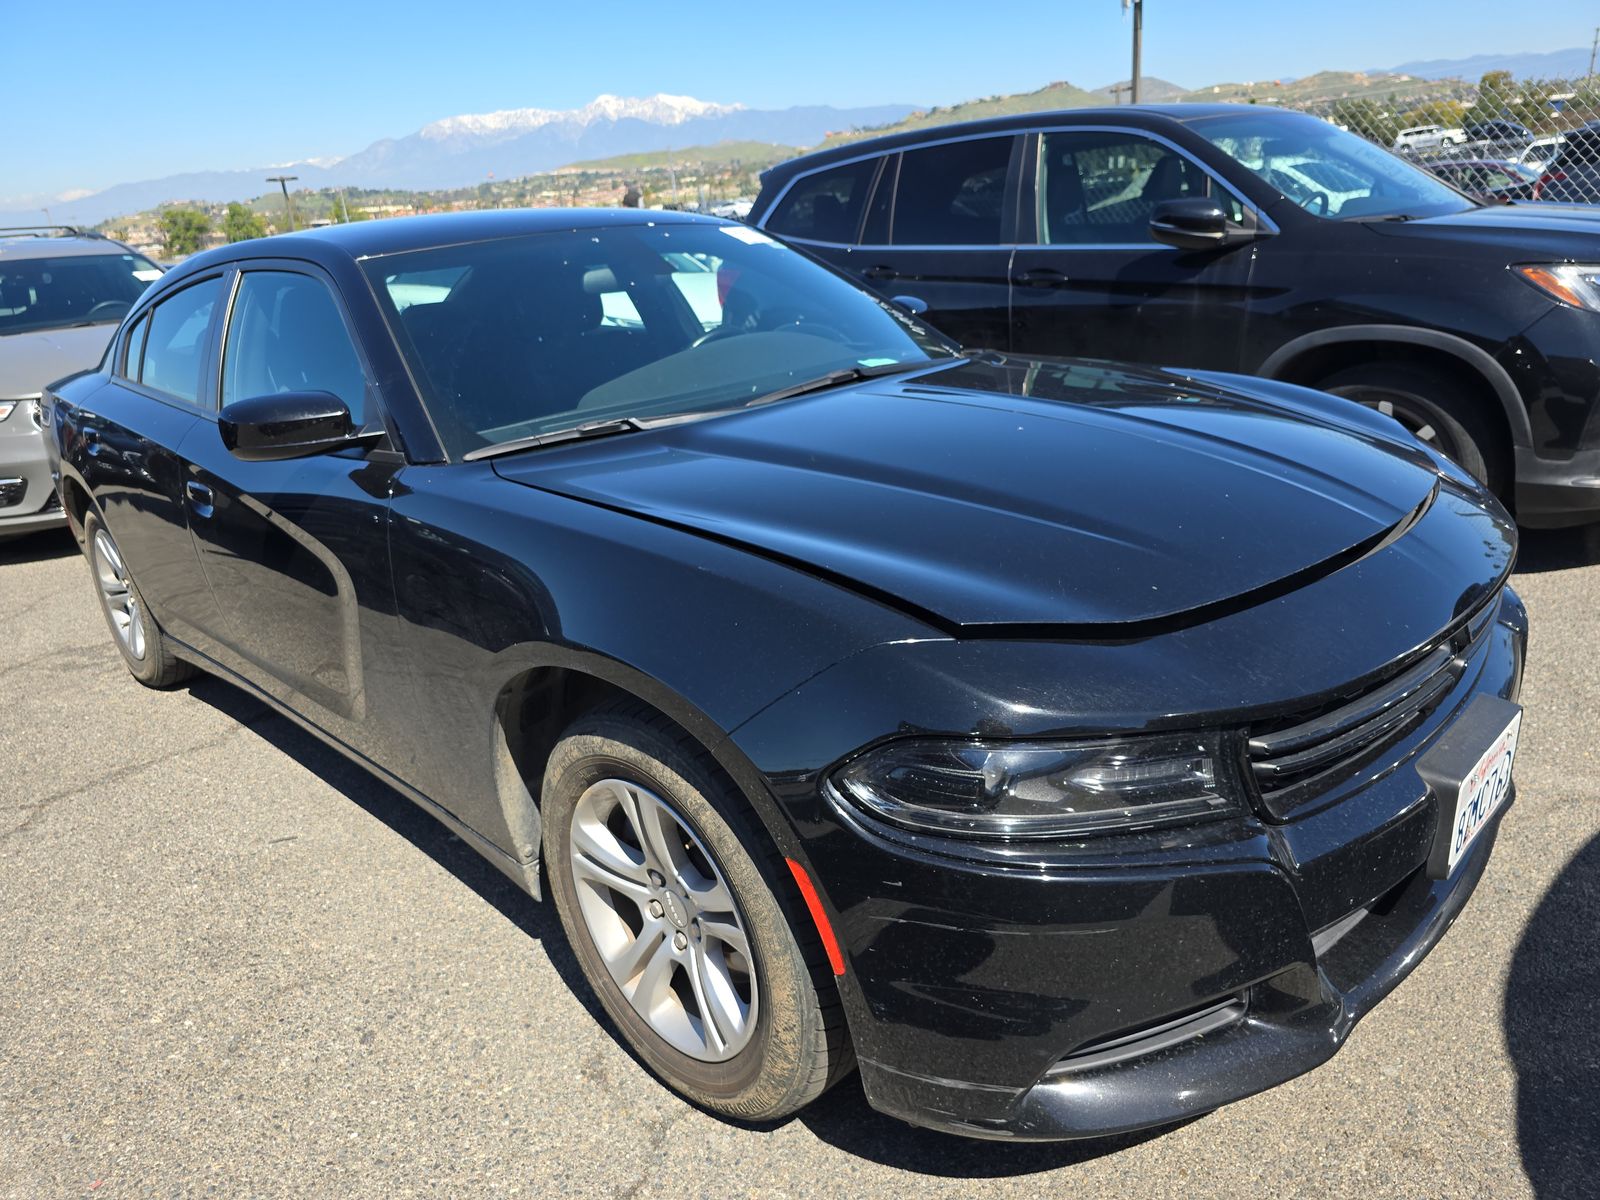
[719,226,779,246]
[858,357,898,367]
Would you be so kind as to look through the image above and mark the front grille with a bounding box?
[1043,994,1248,1077]
[1247,594,1499,809]
[0,477,24,509]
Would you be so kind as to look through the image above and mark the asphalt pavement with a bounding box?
[2,523,1598,1199]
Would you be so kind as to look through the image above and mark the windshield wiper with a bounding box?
[463,409,716,463]
[743,359,945,409]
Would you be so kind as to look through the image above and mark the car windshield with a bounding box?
[363,222,957,458]
[1189,110,1476,220]
[0,251,162,336]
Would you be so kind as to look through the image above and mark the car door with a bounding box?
[760,137,1020,349]
[1006,127,1267,370]
[72,274,229,648]
[178,264,405,752]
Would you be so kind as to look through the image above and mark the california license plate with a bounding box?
[1417,696,1522,880]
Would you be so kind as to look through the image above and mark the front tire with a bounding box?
[1317,362,1507,496]
[542,703,850,1121]
[82,509,195,689]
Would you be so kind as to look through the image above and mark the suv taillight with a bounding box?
[1535,170,1566,200]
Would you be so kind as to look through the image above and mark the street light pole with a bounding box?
[1128,0,1144,105]
[265,175,298,232]
[1589,25,1599,83]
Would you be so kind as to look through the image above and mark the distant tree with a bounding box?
[158,208,211,257]
[222,202,267,243]
[1477,70,1517,120]
[1330,97,1399,146]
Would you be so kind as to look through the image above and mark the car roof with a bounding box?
[757,103,1334,181]
[0,230,140,262]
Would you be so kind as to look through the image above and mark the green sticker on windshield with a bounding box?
[858,357,897,367]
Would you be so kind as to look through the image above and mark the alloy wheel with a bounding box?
[92,528,146,661]
[567,777,758,1062]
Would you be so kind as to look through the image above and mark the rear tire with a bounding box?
[1316,362,1507,496]
[82,509,196,689]
[542,702,851,1122]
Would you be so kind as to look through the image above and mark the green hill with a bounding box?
[1179,70,1457,106]
[563,140,798,173]
[818,80,1105,148]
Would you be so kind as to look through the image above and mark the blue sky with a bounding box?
[4,0,1595,201]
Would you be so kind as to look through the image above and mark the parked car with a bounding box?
[1513,134,1565,172]
[1463,119,1535,147]
[1533,122,1600,202]
[45,209,1525,1141]
[1392,123,1467,153]
[1,227,162,540]
[752,104,1600,527]
[1427,158,1540,202]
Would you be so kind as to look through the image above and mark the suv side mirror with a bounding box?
[1150,198,1254,251]
[219,391,374,461]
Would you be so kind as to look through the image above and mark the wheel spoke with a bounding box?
[629,930,680,1013]
[1414,423,1437,442]
[682,873,735,916]
[608,920,668,985]
[698,914,751,963]
[686,941,746,1052]
[570,812,653,903]
[625,787,689,877]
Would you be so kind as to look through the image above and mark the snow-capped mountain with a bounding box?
[419,94,745,143]
[7,93,915,228]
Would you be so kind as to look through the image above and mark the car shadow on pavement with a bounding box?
[1505,829,1600,1199]
[182,674,615,1041]
[188,672,1203,1166]
[0,528,77,565]
[1514,524,1600,574]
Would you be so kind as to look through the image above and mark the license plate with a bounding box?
[1417,696,1522,879]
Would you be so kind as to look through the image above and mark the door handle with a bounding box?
[185,480,214,519]
[1013,267,1068,288]
[861,265,898,283]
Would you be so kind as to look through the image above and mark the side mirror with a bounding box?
[219,390,370,461]
[1149,198,1254,252]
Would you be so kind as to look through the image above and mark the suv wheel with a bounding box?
[1317,363,1507,496]
[542,703,851,1121]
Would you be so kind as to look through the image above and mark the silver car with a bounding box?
[1,228,162,540]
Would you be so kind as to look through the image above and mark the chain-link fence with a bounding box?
[1240,71,1600,203]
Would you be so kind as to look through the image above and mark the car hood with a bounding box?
[0,324,115,398]
[492,357,1449,634]
[1365,200,1600,251]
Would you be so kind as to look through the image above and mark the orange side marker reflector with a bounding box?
[786,857,847,977]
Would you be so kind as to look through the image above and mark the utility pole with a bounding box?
[1128,0,1144,105]
[266,175,298,231]
[1108,81,1134,104]
[1590,26,1599,82]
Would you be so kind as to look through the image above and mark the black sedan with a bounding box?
[44,210,1525,1141]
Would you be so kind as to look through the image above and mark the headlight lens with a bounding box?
[0,402,15,423]
[831,731,1244,840]
[1515,264,1600,310]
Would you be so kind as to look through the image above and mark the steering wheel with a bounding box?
[1299,190,1331,216]
[84,300,130,322]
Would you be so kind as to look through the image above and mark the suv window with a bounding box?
[891,137,1013,245]
[222,271,366,420]
[765,158,877,243]
[1038,131,1223,245]
[139,276,224,405]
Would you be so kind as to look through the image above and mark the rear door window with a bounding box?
[890,136,1014,245]
[139,277,224,405]
[765,158,878,243]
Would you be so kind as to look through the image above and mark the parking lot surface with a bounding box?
[2,525,1598,1199]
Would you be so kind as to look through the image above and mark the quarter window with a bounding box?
[891,137,1013,245]
[139,277,224,405]
[122,312,150,378]
[1037,131,1231,245]
[765,158,877,243]
[221,272,366,421]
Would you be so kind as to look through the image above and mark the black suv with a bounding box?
[753,105,1600,526]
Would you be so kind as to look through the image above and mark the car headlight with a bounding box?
[830,731,1245,840]
[0,402,15,423]
[1514,264,1600,310]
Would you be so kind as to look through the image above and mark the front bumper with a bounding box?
[812,592,1526,1141]
[0,403,65,540]
[1513,445,1600,528]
